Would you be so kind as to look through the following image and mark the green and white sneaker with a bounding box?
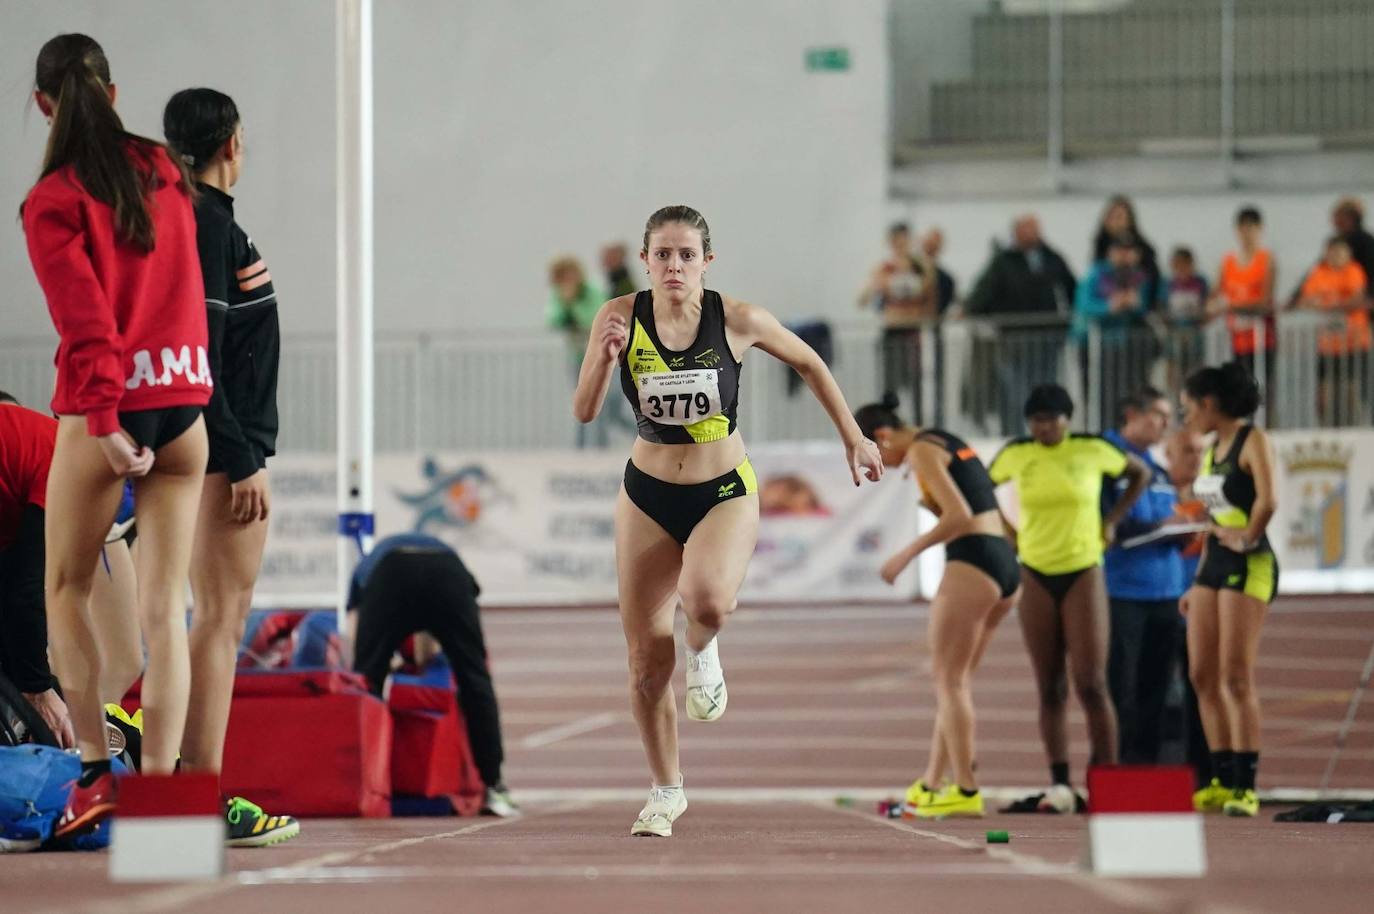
[224,796,301,848]
[685,638,727,722]
[630,782,688,837]
[482,784,521,818]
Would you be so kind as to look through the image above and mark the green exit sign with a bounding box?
[805,46,850,72]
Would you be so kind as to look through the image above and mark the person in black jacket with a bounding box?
[965,215,1077,435]
[164,89,297,848]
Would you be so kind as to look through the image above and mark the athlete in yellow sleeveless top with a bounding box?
[988,383,1148,810]
[1180,361,1278,818]
[572,205,883,837]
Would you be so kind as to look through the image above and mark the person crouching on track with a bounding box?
[855,393,1020,819]
[348,532,517,817]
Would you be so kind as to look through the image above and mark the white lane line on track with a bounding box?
[494,680,1355,700]
[484,606,928,625]
[505,706,1367,732]
[520,711,621,748]
[481,601,1371,624]
[233,861,1049,884]
[34,805,578,914]
[820,803,1266,914]
[515,737,1374,761]
[492,651,1366,676]
[494,652,915,674]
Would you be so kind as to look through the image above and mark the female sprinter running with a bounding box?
[573,205,884,837]
[988,384,1148,812]
[163,88,297,846]
[1180,361,1278,817]
[23,34,210,835]
[855,394,1020,819]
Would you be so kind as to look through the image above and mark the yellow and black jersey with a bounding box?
[1195,424,1269,548]
[988,433,1128,575]
[618,290,741,444]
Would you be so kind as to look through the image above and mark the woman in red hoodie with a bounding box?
[22,34,211,836]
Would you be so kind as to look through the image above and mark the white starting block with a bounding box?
[1086,765,1207,878]
[110,773,224,882]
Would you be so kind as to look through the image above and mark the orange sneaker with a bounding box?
[53,771,118,839]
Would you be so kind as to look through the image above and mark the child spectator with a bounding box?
[1162,246,1210,388]
[1296,237,1370,424]
[1209,207,1277,395]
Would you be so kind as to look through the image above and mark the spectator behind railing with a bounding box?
[1161,246,1209,322]
[1331,197,1374,287]
[1092,195,1160,305]
[547,256,608,448]
[965,215,1077,435]
[966,215,1077,318]
[1074,236,1153,425]
[1208,207,1277,398]
[1161,246,1210,395]
[600,242,637,299]
[920,227,957,315]
[858,221,938,405]
[1073,234,1149,343]
[1295,236,1370,425]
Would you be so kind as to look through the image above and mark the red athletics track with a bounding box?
[10,595,1374,914]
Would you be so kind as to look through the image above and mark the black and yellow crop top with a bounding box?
[915,429,999,514]
[618,290,741,444]
[1195,424,1269,550]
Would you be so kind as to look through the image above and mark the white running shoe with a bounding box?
[1038,783,1077,814]
[685,638,728,722]
[630,783,688,837]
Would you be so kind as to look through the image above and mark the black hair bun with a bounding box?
[880,391,901,411]
[1219,360,1262,417]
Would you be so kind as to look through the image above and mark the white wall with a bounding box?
[1,0,889,343]
[0,0,335,340]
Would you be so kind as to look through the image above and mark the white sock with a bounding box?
[687,636,719,669]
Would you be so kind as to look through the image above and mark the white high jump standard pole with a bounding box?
[336,0,375,631]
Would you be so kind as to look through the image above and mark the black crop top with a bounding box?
[916,428,1000,514]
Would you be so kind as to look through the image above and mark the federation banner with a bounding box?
[255,430,1374,607]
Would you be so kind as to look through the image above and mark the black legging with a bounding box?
[353,549,505,788]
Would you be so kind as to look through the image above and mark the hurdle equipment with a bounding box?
[1086,766,1207,878]
[110,773,223,882]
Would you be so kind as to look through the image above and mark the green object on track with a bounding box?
[834,796,855,808]
[986,830,1010,844]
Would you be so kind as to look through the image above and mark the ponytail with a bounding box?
[31,34,191,252]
